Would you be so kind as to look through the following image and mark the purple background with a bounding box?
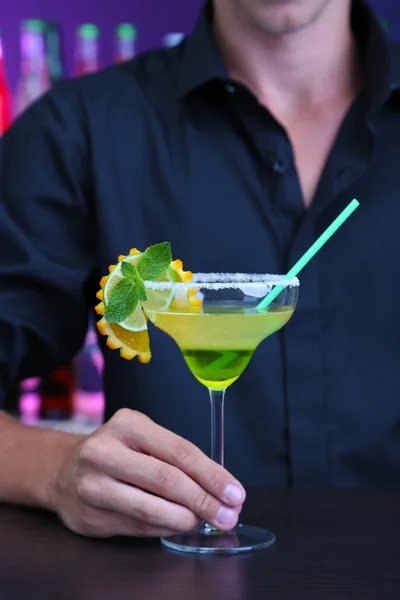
[0,0,399,91]
[1,0,202,89]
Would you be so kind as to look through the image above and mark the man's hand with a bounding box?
[55,409,245,538]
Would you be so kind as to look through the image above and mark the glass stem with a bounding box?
[209,388,225,467]
[204,388,226,534]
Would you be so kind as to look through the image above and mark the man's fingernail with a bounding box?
[216,506,236,526]
[223,483,244,504]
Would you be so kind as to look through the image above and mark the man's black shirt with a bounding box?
[1,1,400,486]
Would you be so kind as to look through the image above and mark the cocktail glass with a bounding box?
[143,273,299,554]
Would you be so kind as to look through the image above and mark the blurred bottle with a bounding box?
[39,366,75,421]
[0,28,13,135]
[43,21,65,85]
[19,377,41,423]
[14,19,51,117]
[115,23,137,63]
[73,325,104,425]
[74,23,100,77]
[39,21,73,422]
[163,33,185,48]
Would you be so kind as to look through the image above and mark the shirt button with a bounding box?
[272,159,285,175]
[225,84,236,94]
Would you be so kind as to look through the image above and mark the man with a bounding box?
[0,0,399,539]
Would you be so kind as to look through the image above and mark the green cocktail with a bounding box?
[144,273,299,554]
[146,306,294,389]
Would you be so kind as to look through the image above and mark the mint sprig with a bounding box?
[104,242,172,324]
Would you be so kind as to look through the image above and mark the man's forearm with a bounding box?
[0,412,84,511]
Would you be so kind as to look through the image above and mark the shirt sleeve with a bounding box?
[0,84,98,408]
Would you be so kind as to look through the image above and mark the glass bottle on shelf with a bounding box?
[0,28,13,135]
[115,23,137,63]
[14,19,51,117]
[74,23,100,77]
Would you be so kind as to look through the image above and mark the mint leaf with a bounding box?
[121,261,136,279]
[136,278,147,302]
[138,242,172,281]
[129,263,148,302]
[105,279,139,323]
[120,261,148,302]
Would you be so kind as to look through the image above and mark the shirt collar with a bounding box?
[176,0,400,114]
[175,1,226,97]
[352,0,400,116]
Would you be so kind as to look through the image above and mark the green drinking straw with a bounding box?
[257,198,360,312]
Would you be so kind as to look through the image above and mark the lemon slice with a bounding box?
[102,251,147,333]
[142,267,175,312]
[143,260,198,312]
[103,251,142,301]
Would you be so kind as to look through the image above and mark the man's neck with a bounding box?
[213,1,361,113]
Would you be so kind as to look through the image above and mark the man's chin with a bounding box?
[243,0,335,37]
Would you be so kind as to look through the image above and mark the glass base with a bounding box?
[161,523,276,555]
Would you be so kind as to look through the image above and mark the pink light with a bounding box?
[74,391,104,418]
[19,392,40,418]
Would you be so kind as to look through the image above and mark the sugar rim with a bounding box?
[144,273,299,290]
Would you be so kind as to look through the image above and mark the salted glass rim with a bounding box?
[144,272,300,290]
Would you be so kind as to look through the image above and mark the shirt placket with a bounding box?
[228,85,330,484]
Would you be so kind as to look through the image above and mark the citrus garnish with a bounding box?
[95,244,194,361]
[96,320,152,362]
[103,249,147,332]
